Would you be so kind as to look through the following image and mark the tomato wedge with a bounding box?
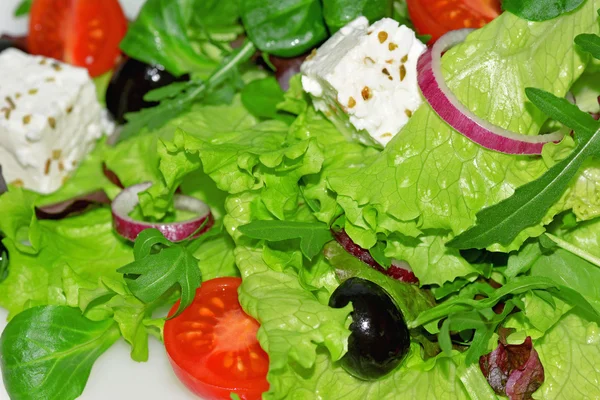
[164,277,269,400]
[407,0,501,43]
[28,0,127,77]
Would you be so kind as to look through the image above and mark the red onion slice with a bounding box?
[112,182,213,242]
[417,29,563,155]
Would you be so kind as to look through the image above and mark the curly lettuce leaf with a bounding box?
[328,1,600,285]
[263,343,483,400]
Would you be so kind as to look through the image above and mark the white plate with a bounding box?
[0,1,199,399]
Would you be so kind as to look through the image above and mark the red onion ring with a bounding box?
[417,29,563,155]
[112,182,213,242]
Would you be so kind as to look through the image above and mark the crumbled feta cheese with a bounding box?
[0,49,109,194]
[301,17,426,147]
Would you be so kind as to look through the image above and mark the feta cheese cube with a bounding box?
[301,17,426,147]
[0,49,110,194]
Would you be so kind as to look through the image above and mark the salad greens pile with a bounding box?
[2,0,600,399]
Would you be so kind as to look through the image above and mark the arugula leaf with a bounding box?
[575,33,600,60]
[439,302,517,365]
[502,0,586,22]
[238,220,333,260]
[13,0,31,17]
[120,41,256,141]
[118,229,201,318]
[409,276,558,328]
[0,306,120,400]
[448,89,600,249]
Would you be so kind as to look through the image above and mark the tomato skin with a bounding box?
[165,277,269,400]
[407,0,501,43]
[28,0,127,77]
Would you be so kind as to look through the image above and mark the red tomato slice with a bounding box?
[165,277,269,400]
[407,0,501,43]
[28,0,127,77]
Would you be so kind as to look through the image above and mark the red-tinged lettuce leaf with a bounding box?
[35,190,111,220]
[480,337,544,400]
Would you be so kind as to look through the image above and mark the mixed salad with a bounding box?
[1,0,600,399]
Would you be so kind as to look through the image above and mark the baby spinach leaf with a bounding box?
[241,0,328,57]
[322,0,392,32]
[238,220,333,260]
[120,0,218,77]
[0,306,120,400]
[118,230,201,318]
[575,33,600,60]
[448,89,600,250]
[13,0,31,17]
[240,77,286,120]
[502,0,586,22]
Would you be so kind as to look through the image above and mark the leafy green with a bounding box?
[121,41,256,140]
[544,232,600,266]
[240,77,288,121]
[241,0,328,57]
[323,241,435,324]
[322,0,392,32]
[118,229,201,318]
[571,70,600,114]
[575,33,600,60]
[238,220,332,260]
[13,0,31,17]
[502,0,586,22]
[120,0,220,77]
[529,247,600,314]
[0,306,120,400]
[448,90,600,249]
[329,2,600,287]
[409,276,559,329]
[533,313,600,399]
[0,190,133,318]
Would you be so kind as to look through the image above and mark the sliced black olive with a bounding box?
[329,277,410,380]
[106,58,189,124]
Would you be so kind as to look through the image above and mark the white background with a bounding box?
[0,0,198,399]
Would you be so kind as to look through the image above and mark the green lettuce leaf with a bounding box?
[533,312,600,399]
[327,2,600,285]
[263,343,480,400]
[0,190,133,318]
[560,217,600,258]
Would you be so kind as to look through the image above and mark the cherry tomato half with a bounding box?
[407,0,501,43]
[28,0,128,77]
[164,277,270,400]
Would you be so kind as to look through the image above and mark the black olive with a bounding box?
[106,58,189,124]
[0,37,27,53]
[0,239,9,284]
[329,277,410,380]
